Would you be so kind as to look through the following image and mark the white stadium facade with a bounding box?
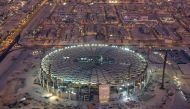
[39,44,150,103]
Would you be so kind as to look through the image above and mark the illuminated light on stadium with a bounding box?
[39,44,149,102]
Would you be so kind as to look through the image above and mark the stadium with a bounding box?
[39,44,149,102]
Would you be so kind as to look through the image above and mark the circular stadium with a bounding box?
[39,44,149,102]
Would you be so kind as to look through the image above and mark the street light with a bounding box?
[160,51,167,89]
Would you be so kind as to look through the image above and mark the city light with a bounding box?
[1,0,190,108]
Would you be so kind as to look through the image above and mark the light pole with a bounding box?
[160,51,168,89]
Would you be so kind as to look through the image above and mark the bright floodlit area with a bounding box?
[1,0,190,109]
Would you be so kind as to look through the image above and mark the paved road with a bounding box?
[0,49,26,91]
[170,91,190,109]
